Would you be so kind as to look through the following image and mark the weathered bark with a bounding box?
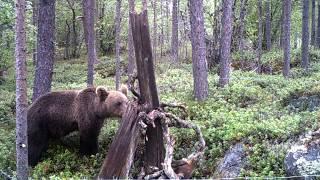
[82,0,97,87]
[219,0,234,87]
[171,0,179,62]
[99,11,164,178]
[312,0,316,46]
[257,0,262,73]
[99,103,141,178]
[115,0,122,90]
[15,0,28,178]
[301,0,309,71]
[189,0,208,101]
[283,0,291,77]
[130,11,164,173]
[265,0,271,50]
[32,0,56,102]
[317,0,320,47]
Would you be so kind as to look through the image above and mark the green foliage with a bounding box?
[241,142,287,177]
[158,62,320,178]
[0,127,15,176]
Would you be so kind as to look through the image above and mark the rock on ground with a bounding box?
[213,143,247,178]
[284,131,320,177]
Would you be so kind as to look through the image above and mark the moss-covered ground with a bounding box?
[1,51,320,178]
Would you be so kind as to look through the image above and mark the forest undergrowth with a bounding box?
[1,51,320,178]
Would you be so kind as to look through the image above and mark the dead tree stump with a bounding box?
[98,10,205,179]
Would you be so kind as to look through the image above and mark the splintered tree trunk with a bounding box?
[171,0,179,62]
[283,0,291,77]
[131,11,163,173]
[219,0,234,87]
[115,0,122,90]
[189,0,208,101]
[82,0,97,87]
[265,0,271,51]
[32,0,56,102]
[98,10,164,178]
[15,0,28,178]
[312,0,316,46]
[301,0,309,71]
[127,0,136,79]
[98,103,140,178]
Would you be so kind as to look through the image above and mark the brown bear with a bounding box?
[27,85,128,166]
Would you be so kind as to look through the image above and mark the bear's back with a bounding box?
[28,90,80,138]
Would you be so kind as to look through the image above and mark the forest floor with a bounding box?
[1,53,320,178]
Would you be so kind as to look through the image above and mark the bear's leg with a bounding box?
[79,129,99,155]
[28,128,49,166]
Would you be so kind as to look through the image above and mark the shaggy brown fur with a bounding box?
[27,86,128,166]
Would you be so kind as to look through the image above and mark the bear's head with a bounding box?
[94,85,128,118]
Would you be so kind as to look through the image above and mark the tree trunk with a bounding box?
[115,0,122,90]
[171,0,179,62]
[152,0,157,62]
[131,11,164,173]
[71,6,78,58]
[257,0,262,73]
[166,0,170,44]
[143,0,148,10]
[127,0,136,80]
[66,0,79,58]
[32,0,56,102]
[95,0,100,55]
[302,0,310,71]
[265,0,271,51]
[189,0,208,101]
[317,0,320,47]
[160,0,164,57]
[15,0,29,178]
[238,0,247,66]
[311,0,316,46]
[99,103,141,178]
[219,0,234,87]
[32,0,38,65]
[64,20,71,60]
[280,1,285,47]
[82,0,97,87]
[283,0,291,77]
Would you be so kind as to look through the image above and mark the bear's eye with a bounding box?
[116,102,122,106]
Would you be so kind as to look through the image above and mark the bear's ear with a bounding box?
[119,84,128,96]
[96,87,109,101]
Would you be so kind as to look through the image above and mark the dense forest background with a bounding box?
[1,0,320,178]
